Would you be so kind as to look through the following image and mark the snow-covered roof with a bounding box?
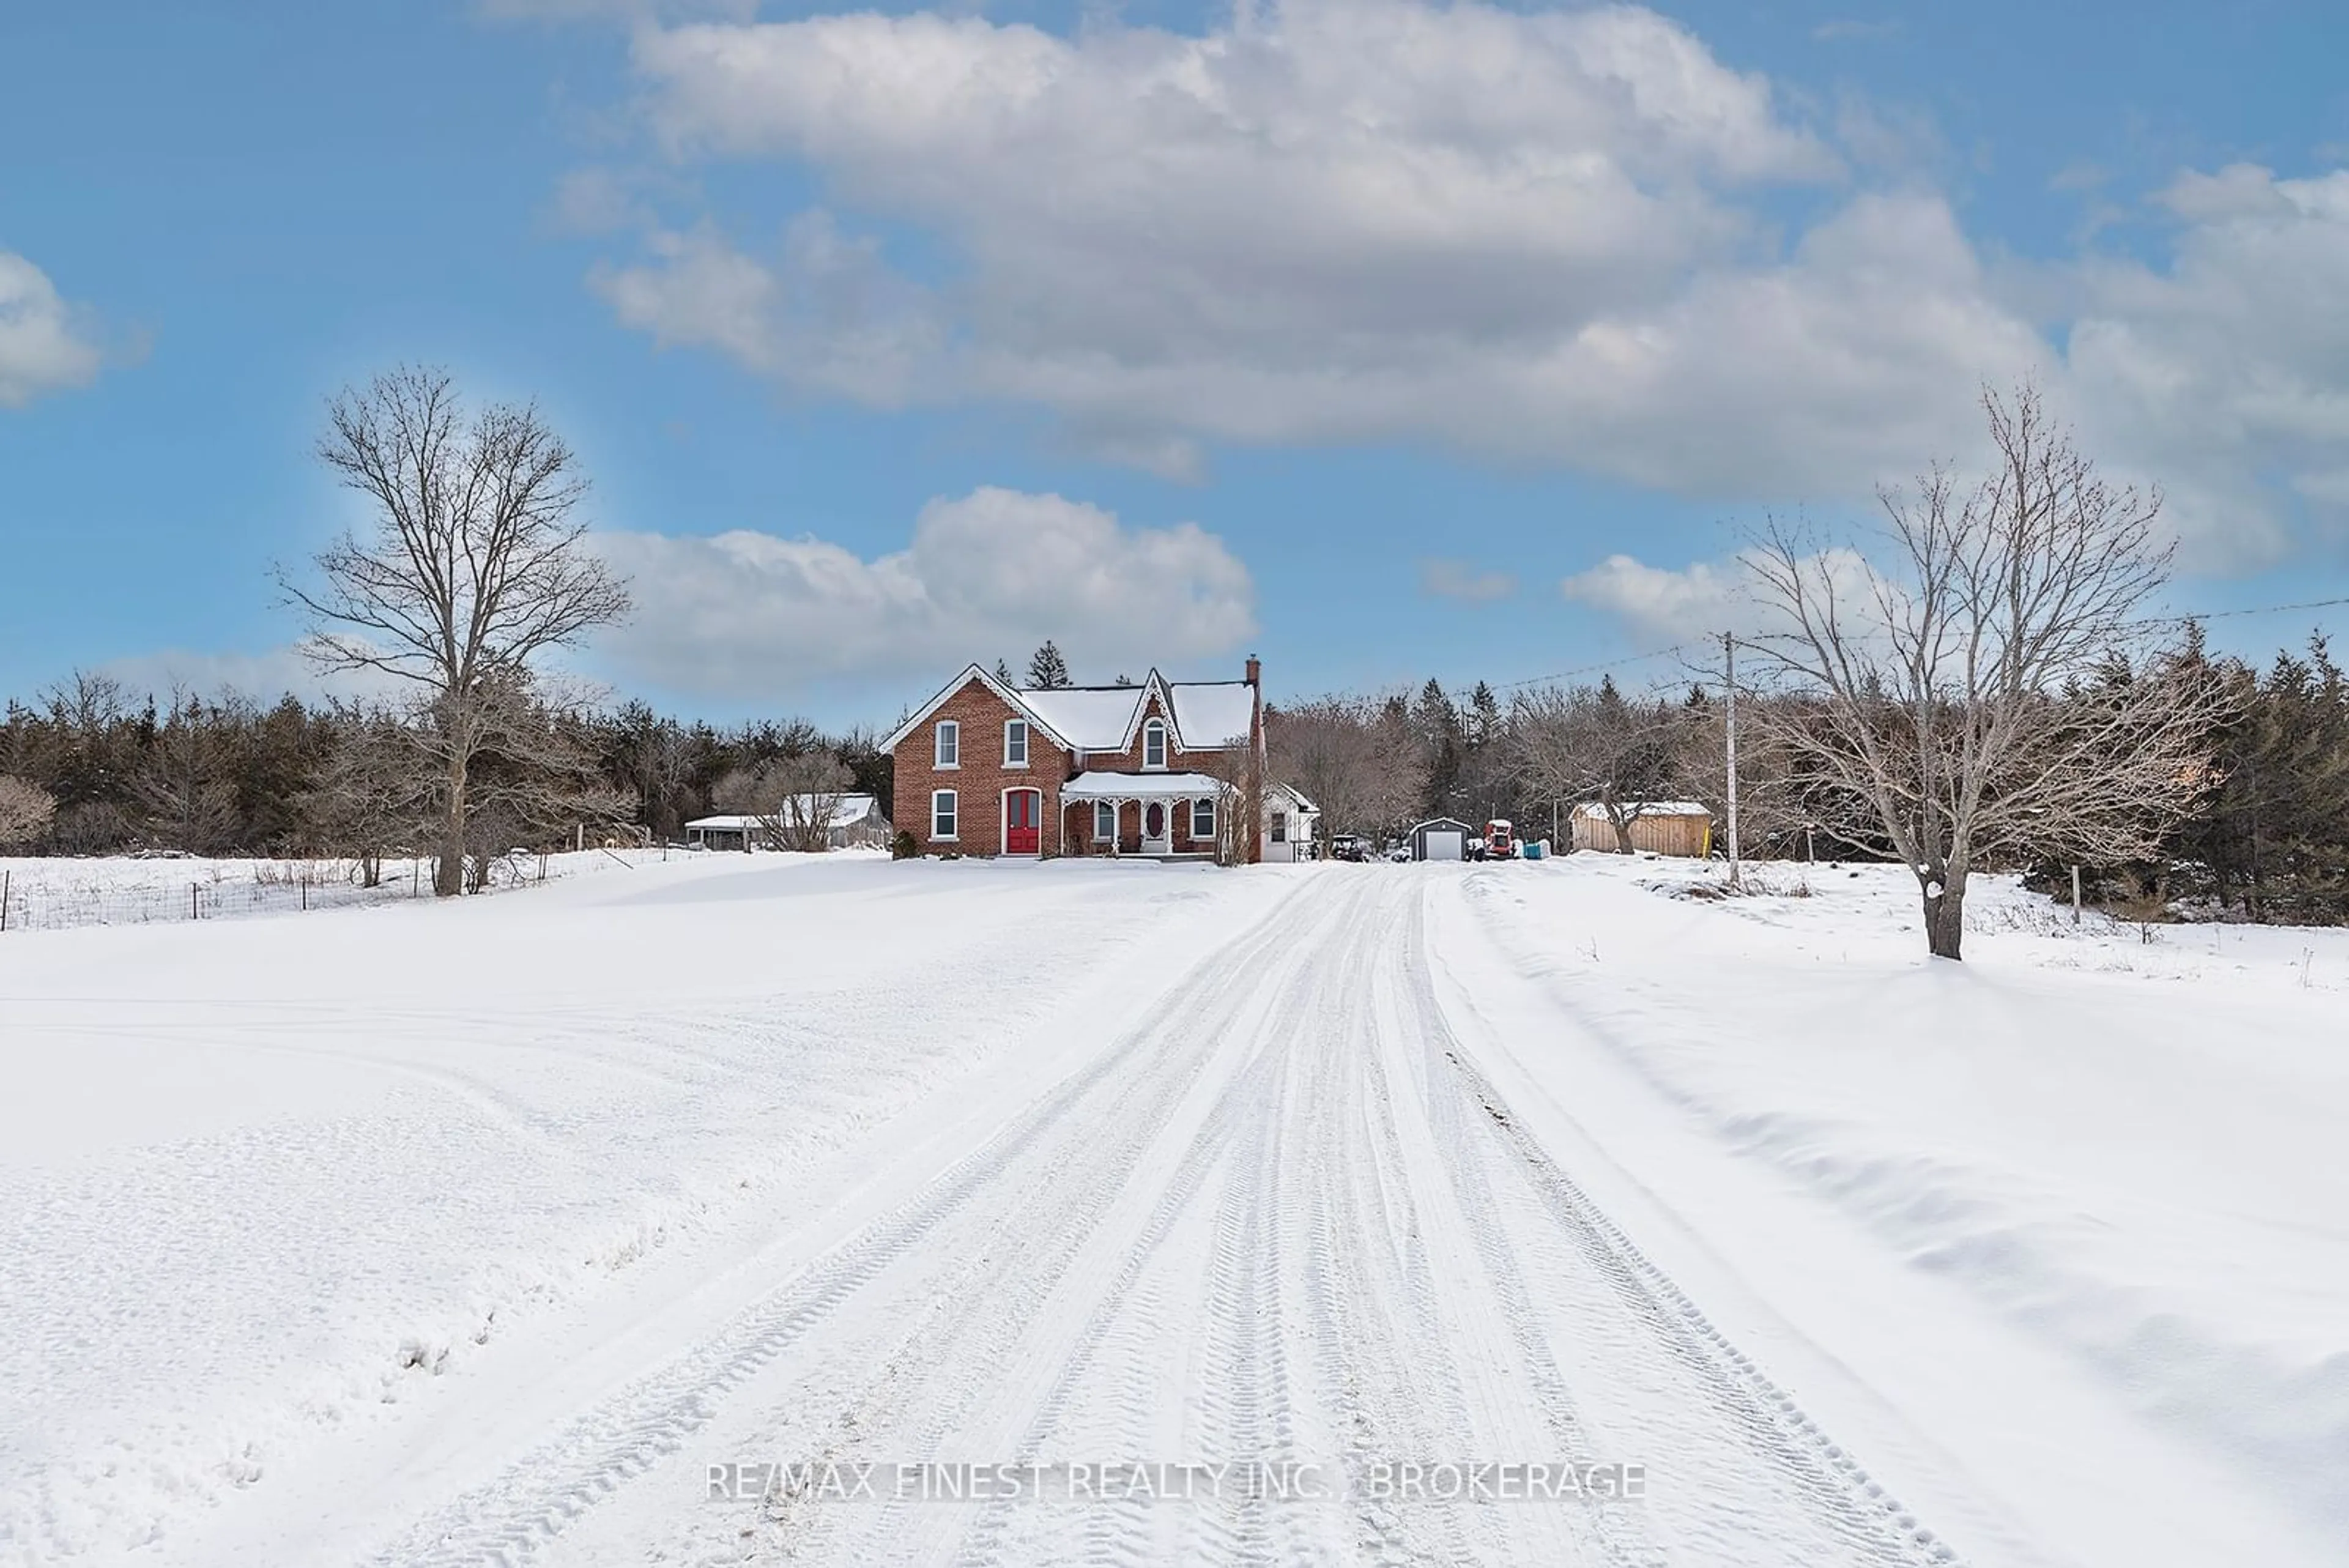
[1060,771,1233,801]
[1572,800,1712,819]
[1267,781,1319,812]
[1018,678,1255,752]
[1015,687,1151,751]
[686,795,881,832]
[878,663,1258,757]
[1167,683,1256,748]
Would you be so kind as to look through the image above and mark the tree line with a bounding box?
[1266,636,2349,930]
[6,367,2343,958]
[9,622,2339,927]
[0,675,892,872]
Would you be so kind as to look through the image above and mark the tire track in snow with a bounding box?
[1417,878,1962,1567]
[812,881,1354,1567]
[360,880,1322,1568]
[949,943,1308,1567]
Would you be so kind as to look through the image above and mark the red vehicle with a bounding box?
[1483,819,1516,860]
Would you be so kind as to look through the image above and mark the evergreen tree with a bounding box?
[1026,641,1074,688]
[1411,679,1463,817]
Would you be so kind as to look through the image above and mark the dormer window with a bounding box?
[1004,718,1029,767]
[935,719,960,768]
[1143,717,1168,770]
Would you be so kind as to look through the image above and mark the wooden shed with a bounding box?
[1570,802,1714,856]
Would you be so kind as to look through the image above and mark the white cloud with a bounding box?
[576,1,2349,578]
[1562,546,1878,643]
[593,486,1255,698]
[591,215,943,407]
[2062,165,2349,569]
[1562,554,1746,642]
[0,250,104,409]
[599,1,1877,468]
[1420,558,1516,603]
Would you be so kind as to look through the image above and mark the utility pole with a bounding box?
[1724,631,1742,891]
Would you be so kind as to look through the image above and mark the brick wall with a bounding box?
[889,668,1266,859]
[891,678,1072,856]
[1075,690,1191,774]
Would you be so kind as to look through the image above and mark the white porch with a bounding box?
[1060,771,1230,858]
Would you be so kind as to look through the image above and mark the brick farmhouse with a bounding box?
[883,658,1289,860]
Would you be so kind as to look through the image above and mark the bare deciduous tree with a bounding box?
[1190,743,1265,867]
[713,753,856,852]
[456,683,640,884]
[1510,678,1685,852]
[300,702,434,886]
[1670,685,1822,858]
[282,365,630,894]
[1746,385,2227,959]
[0,774,56,848]
[1266,695,1420,851]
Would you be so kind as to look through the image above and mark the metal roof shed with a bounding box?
[1407,817,1477,861]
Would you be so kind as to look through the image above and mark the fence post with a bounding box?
[191,882,200,921]
[1,868,9,933]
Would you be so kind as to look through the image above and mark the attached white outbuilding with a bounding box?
[1261,782,1321,863]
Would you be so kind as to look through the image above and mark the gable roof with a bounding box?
[1267,781,1319,812]
[878,664,1074,754]
[1167,682,1255,749]
[883,664,1256,756]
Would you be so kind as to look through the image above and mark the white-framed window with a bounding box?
[1192,797,1215,839]
[1271,810,1287,842]
[931,789,959,840]
[1004,718,1029,767]
[1143,717,1168,770]
[1094,800,1116,840]
[934,719,960,768]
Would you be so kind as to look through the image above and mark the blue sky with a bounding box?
[4,0,2347,728]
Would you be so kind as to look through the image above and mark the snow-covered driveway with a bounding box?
[6,855,2342,1566]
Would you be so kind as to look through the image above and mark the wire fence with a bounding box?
[0,847,678,935]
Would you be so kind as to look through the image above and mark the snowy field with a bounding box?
[1,851,2342,1566]
[0,846,686,932]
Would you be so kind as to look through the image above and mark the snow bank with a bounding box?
[1456,852,2349,1558]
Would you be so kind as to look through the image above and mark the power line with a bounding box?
[2129,593,2349,629]
[1493,641,1695,693]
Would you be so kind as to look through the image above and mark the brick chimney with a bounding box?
[1245,654,1261,687]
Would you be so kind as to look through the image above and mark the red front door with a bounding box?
[1006,789,1042,855]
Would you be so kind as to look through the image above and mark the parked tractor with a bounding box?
[1483,819,1517,860]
